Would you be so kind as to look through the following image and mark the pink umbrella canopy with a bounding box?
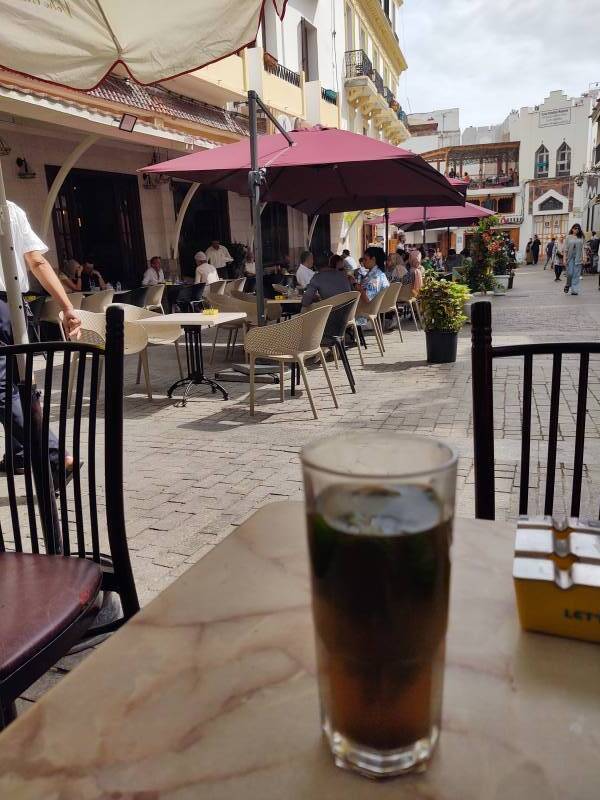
[369,201,494,231]
[141,127,465,214]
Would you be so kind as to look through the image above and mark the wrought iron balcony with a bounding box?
[397,108,408,124]
[321,87,338,106]
[372,69,384,96]
[594,142,600,166]
[344,49,373,80]
[383,87,394,106]
[264,59,300,87]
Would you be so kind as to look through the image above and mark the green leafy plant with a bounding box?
[419,276,470,334]
[458,215,502,292]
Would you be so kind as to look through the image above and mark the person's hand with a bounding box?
[63,308,82,340]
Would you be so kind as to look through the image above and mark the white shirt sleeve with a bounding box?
[223,247,233,263]
[14,204,48,256]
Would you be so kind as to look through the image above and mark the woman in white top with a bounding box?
[563,224,585,296]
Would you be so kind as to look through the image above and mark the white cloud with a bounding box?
[398,0,599,129]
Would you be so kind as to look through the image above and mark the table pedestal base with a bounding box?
[167,325,229,405]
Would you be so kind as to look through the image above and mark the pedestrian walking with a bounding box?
[531,234,541,265]
[525,238,533,265]
[552,234,565,281]
[544,237,555,269]
[564,224,585,296]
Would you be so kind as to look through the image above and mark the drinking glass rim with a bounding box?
[301,431,457,480]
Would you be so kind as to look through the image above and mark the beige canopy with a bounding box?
[0,0,286,89]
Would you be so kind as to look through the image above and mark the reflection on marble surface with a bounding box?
[0,502,598,799]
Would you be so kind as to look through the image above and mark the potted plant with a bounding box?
[419,275,470,364]
[458,216,500,295]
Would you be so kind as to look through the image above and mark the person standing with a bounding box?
[205,239,233,278]
[564,224,585,296]
[525,239,533,265]
[552,234,565,282]
[142,256,165,286]
[588,231,600,286]
[531,235,541,265]
[0,201,81,477]
[544,238,555,270]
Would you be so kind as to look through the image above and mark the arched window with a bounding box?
[535,144,549,178]
[556,142,571,177]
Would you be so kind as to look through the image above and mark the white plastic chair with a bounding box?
[112,304,183,387]
[81,289,114,313]
[41,293,84,340]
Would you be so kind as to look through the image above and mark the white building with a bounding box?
[403,108,461,154]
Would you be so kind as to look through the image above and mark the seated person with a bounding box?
[80,258,106,291]
[194,251,219,285]
[295,250,315,288]
[302,257,352,307]
[342,248,357,273]
[59,258,82,292]
[142,256,165,286]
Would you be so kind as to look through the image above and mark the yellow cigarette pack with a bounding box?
[513,516,600,643]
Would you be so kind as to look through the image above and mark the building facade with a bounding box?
[0,0,409,286]
[403,108,461,154]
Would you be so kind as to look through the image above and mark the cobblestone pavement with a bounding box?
[12,265,600,707]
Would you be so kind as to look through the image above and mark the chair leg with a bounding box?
[68,352,79,408]
[370,316,385,356]
[210,328,219,365]
[298,359,318,419]
[352,322,365,365]
[338,341,356,393]
[319,349,339,409]
[376,317,386,353]
[249,355,256,415]
[231,328,239,360]
[357,325,368,352]
[279,362,285,402]
[225,328,233,360]
[409,301,419,330]
[413,300,423,329]
[136,354,142,385]
[332,345,339,369]
[175,340,184,380]
[140,349,153,401]
[394,307,403,342]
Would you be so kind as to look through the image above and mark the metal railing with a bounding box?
[321,87,338,106]
[344,49,373,80]
[372,69,384,96]
[264,60,300,87]
[383,87,394,106]
[594,143,600,165]
[466,174,520,189]
[397,108,408,124]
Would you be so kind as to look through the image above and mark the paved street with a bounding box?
[13,265,600,708]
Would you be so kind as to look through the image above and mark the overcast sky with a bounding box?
[398,0,599,130]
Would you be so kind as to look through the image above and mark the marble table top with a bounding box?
[133,311,246,330]
[0,502,598,799]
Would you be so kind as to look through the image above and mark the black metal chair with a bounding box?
[118,286,148,308]
[320,298,359,393]
[174,283,205,313]
[0,306,139,728]
[471,300,599,520]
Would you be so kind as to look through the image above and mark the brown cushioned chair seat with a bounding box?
[0,553,102,681]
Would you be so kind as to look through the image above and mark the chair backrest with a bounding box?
[76,308,148,356]
[357,287,387,317]
[471,300,600,520]
[40,293,83,324]
[0,306,139,620]
[225,277,246,294]
[210,293,258,326]
[379,283,402,312]
[143,283,165,309]
[397,282,418,303]
[322,297,360,341]
[297,304,333,352]
[126,286,149,308]
[81,289,114,313]
[208,280,227,296]
[245,304,332,357]
[302,290,360,314]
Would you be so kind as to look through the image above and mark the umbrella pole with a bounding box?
[422,208,427,247]
[384,205,389,258]
[0,160,28,373]
[248,91,266,326]
[447,225,450,257]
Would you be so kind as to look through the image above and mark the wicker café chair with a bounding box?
[81,289,114,313]
[224,277,246,295]
[356,287,388,356]
[41,293,84,340]
[207,280,227,296]
[244,304,338,420]
[378,283,403,342]
[143,283,165,314]
[66,309,152,403]
[301,290,364,366]
[208,293,258,363]
[113,304,184,387]
[397,282,423,331]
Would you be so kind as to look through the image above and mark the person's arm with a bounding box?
[60,274,80,292]
[224,247,233,264]
[93,270,107,290]
[141,269,151,287]
[301,278,319,307]
[24,251,81,338]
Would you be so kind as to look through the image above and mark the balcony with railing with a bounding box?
[372,69,384,96]
[345,49,373,80]
[321,87,338,106]
[264,57,301,87]
[594,142,600,166]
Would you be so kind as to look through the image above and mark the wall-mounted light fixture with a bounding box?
[118,113,137,132]
[16,156,36,179]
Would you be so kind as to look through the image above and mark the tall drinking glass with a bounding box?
[301,432,457,779]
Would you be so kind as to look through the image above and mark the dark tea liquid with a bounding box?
[307,484,452,751]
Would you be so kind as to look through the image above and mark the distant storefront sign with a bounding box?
[539,107,571,127]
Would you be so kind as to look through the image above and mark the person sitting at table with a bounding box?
[80,257,107,291]
[59,259,82,292]
[142,256,165,286]
[301,257,352,308]
[295,250,315,288]
[401,250,424,293]
[389,251,408,282]
[329,254,345,272]
[342,248,357,273]
[194,251,219,286]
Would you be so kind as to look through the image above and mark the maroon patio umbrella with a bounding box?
[369,201,494,231]
[141,127,465,214]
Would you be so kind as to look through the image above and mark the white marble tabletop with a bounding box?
[133,311,246,331]
[0,502,598,799]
